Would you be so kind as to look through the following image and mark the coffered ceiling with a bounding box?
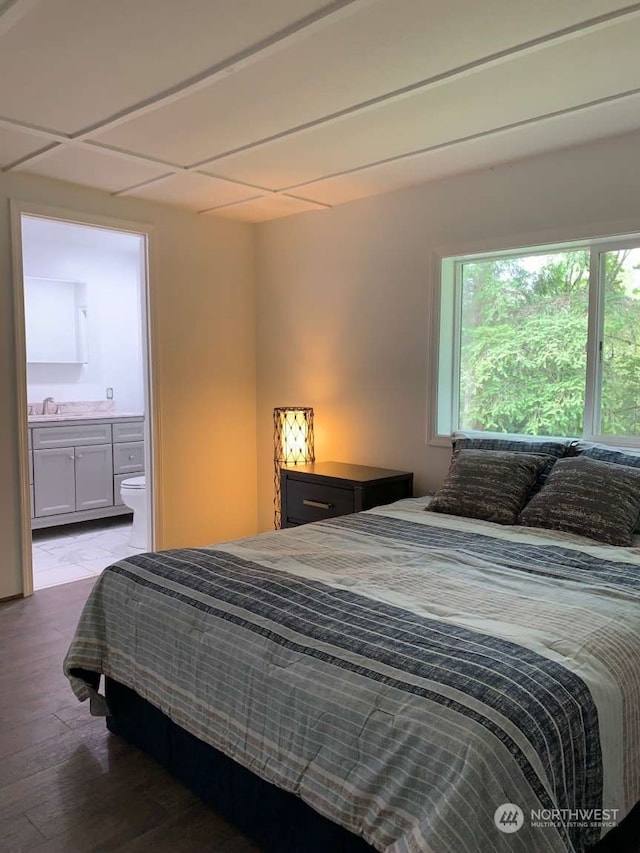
[2,0,639,222]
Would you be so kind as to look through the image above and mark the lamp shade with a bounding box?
[274,406,314,527]
[274,407,315,465]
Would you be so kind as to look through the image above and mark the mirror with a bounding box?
[24,277,88,364]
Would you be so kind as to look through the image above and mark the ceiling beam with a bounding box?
[3,0,374,173]
[71,0,375,140]
[188,1,640,169]
[0,0,40,37]
[1,142,62,172]
[33,0,637,176]
[2,128,277,197]
[282,86,640,194]
[111,163,275,197]
[0,115,67,142]
[196,191,331,216]
[197,195,267,215]
[9,85,640,201]
[4,0,639,200]
[280,193,332,208]
[110,86,640,204]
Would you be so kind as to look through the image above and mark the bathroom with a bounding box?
[20,214,152,590]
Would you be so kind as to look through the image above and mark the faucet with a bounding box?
[42,396,55,415]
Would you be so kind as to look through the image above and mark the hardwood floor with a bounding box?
[0,578,259,852]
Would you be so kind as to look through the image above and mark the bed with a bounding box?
[64,494,640,853]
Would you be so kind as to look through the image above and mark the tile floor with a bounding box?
[32,517,144,590]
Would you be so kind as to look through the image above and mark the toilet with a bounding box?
[120,476,147,549]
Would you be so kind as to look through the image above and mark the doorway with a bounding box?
[11,205,155,594]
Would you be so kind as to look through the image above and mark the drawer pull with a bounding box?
[303,499,333,510]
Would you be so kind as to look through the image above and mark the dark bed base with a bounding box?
[105,678,376,853]
[104,679,640,853]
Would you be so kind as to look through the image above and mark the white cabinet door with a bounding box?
[33,448,76,516]
[75,444,113,511]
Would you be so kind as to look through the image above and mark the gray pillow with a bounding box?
[451,431,573,457]
[572,443,640,469]
[428,449,551,525]
[518,455,640,546]
[572,443,640,533]
[451,431,573,490]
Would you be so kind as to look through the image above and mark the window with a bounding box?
[436,237,640,442]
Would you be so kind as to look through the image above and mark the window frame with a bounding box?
[430,233,640,448]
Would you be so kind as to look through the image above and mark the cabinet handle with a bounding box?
[129,454,135,460]
[303,499,333,509]
[76,453,82,459]
[68,455,74,461]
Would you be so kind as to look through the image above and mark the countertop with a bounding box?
[28,412,144,424]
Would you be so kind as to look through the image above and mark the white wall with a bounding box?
[0,171,257,599]
[5,129,640,597]
[254,129,640,532]
[23,224,145,412]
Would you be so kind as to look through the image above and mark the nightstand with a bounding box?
[280,461,413,528]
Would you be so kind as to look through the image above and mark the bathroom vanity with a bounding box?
[27,414,145,529]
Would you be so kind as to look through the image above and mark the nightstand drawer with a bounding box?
[280,462,413,529]
[286,480,354,523]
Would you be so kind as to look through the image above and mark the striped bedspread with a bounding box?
[64,498,640,853]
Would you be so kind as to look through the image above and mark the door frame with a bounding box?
[10,200,160,596]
